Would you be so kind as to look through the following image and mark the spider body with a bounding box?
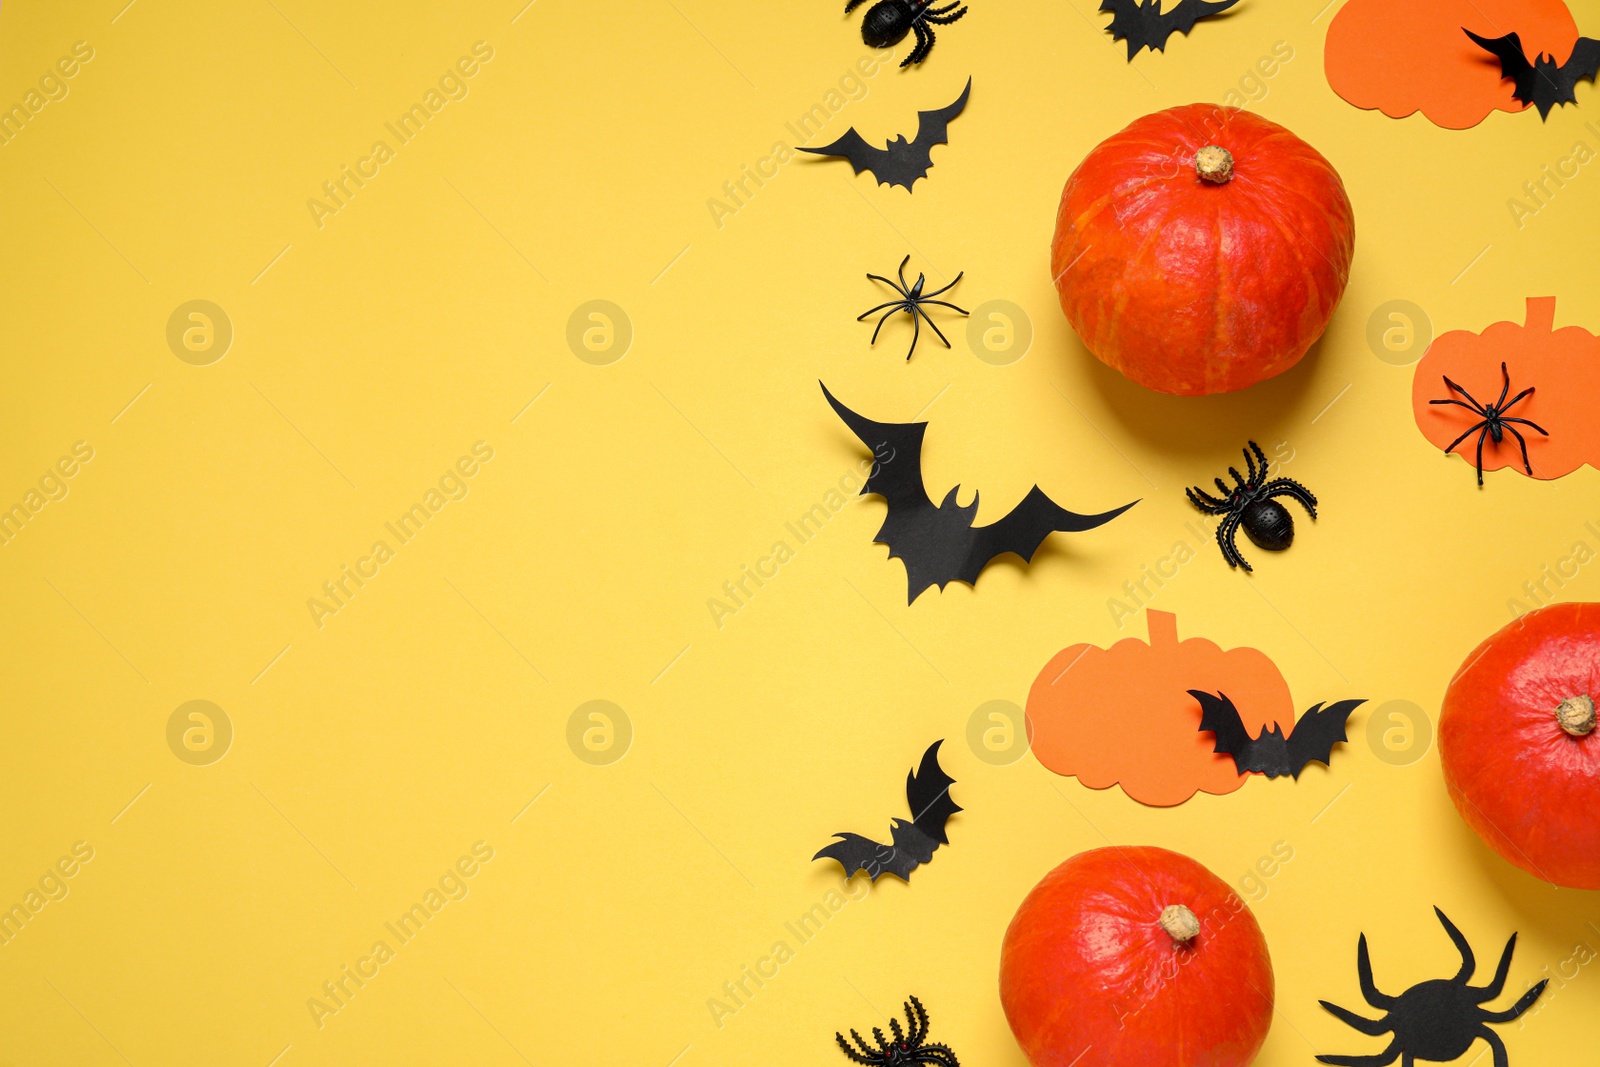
[1317,907,1547,1067]
[845,0,969,66]
[858,255,968,360]
[1428,361,1548,486]
[1186,441,1317,572]
[835,996,958,1066]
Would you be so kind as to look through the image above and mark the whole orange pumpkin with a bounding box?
[1000,846,1274,1067]
[1439,602,1600,888]
[1051,105,1355,395]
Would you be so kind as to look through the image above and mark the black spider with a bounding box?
[835,996,958,1066]
[1186,441,1316,572]
[846,0,969,67]
[1429,361,1548,486]
[1317,907,1547,1067]
[858,255,967,360]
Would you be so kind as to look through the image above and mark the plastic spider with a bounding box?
[1429,361,1548,486]
[858,255,968,360]
[846,0,969,67]
[1185,441,1317,572]
[835,995,959,1066]
[1317,907,1547,1067]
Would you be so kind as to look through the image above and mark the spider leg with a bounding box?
[1475,425,1488,487]
[1474,1026,1510,1067]
[1499,416,1550,435]
[845,0,869,12]
[1440,375,1486,414]
[1480,977,1548,1022]
[836,1031,876,1064]
[903,21,933,66]
[1186,487,1229,513]
[871,1026,891,1052]
[1504,424,1536,477]
[1314,1037,1401,1066]
[905,302,923,359]
[1433,909,1478,982]
[1442,419,1490,457]
[1214,477,1233,497]
[1318,1000,1393,1036]
[865,273,909,298]
[869,304,907,345]
[1241,444,1259,486]
[1493,361,1512,410]
[1260,479,1318,518]
[926,4,969,23]
[1429,397,1488,412]
[1228,466,1247,489]
[907,996,927,1044]
[1357,934,1398,1009]
[1217,513,1250,571]
[889,1017,905,1045]
[1501,385,1536,412]
[1472,932,1519,1001]
[921,271,964,298]
[913,1046,961,1066]
[912,304,954,348]
[918,299,970,315]
[1247,440,1270,487]
[857,299,907,321]
[896,255,912,292]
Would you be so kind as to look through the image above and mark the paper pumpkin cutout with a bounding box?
[1025,610,1294,807]
[1411,297,1600,481]
[1324,0,1580,128]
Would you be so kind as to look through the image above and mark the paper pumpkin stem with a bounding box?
[1146,608,1180,648]
[1523,295,1557,333]
[1158,903,1201,943]
[1555,695,1596,737]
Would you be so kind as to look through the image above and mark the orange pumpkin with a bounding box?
[1026,610,1294,806]
[1325,0,1580,129]
[1411,297,1600,480]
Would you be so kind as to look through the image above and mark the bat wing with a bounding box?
[890,78,972,189]
[1191,690,1257,774]
[797,128,892,178]
[813,832,917,882]
[905,740,961,844]
[1465,30,1539,106]
[959,485,1138,585]
[1565,37,1600,84]
[1164,0,1239,36]
[1283,699,1364,778]
[821,381,933,515]
[1103,0,1237,58]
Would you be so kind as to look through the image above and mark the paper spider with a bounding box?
[858,255,968,360]
[1185,441,1317,572]
[1317,907,1547,1067]
[835,995,959,1066]
[846,0,969,67]
[1429,362,1548,486]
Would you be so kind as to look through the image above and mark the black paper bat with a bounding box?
[1100,0,1239,60]
[1190,690,1365,779]
[821,382,1137,602]
[1466,29,1600,120]
[797,78,970,192]
[814,740,960,883]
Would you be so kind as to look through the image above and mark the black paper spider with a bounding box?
[846,0,969,67]
[835,996,959,1066]
[1317,907,1547,1067]
[858,255,968,360]
[1429,362,1549,486]
[1186,441,1317,572]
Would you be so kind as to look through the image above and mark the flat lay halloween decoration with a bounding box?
[1411,297,1599,482]
[847,0,969,67]
[1324,0,1583,128]
[1099,0,1239,60]
[1192,691,1364,778]
[1000,846,1274,1067]
[1025,610,1294,806]
[799,78,971,191]
[858,255,968,360]
[1467,29,1600,119]
[821,382,1136,602]
[1186,441,1318,571]
[834,996,959,1066]
[813,740,960,883]
[1051,104,1354,395]
[1317,908,1547,1067]
[1439,602,1600,889]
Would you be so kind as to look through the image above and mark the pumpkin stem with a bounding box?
[1555,695,1596,737]
[1158,904,1200,944]
[1195,145,1234,184]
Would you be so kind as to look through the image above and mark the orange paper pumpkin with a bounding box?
[1412,297,1600,481]
[1325,0,1580,129]
[1026,611,1295,806]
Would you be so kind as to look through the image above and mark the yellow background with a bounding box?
[1,0,1598,1063]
